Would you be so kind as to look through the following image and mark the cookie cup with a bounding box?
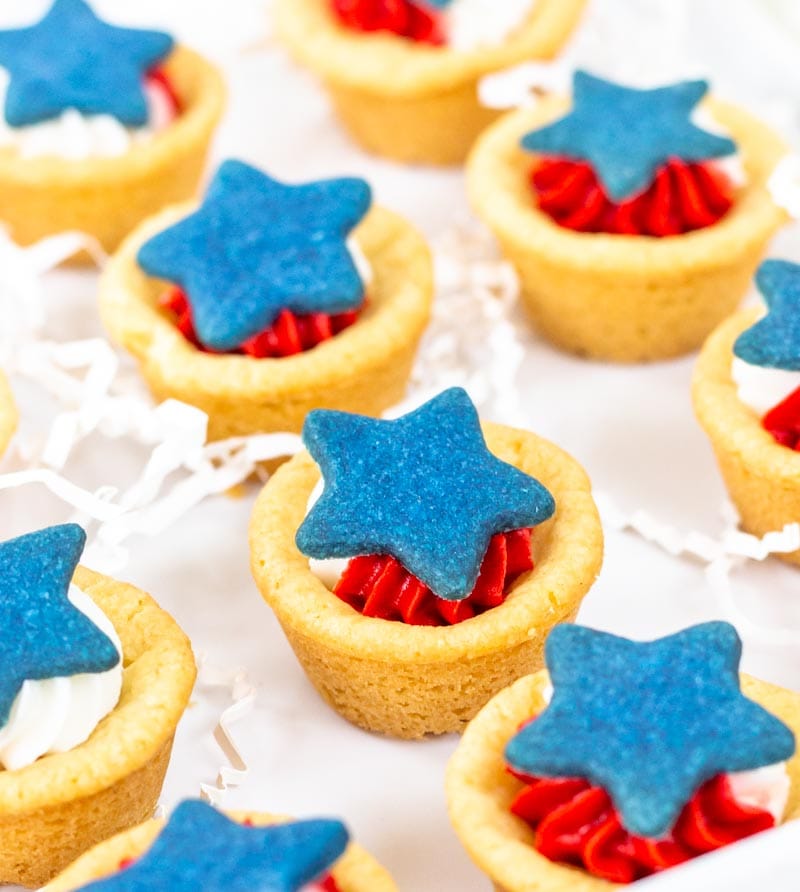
[274,0,586,166]
[693,308,800,565]
[446,670,800,892]
[467,98,787,361]
[0,46,224,257]
[100,204,433,442]
[0,371,16,457]
[0,567,196,888]
[249,423,603,739]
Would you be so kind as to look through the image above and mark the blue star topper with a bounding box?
[734,260,800,370]
[78,800,349,892]
[138,160,372,352]
[505,622,796,839]
[0,523,120,729]
[521,70,737,202]
[0,0,173,128]
[296,387,556,601]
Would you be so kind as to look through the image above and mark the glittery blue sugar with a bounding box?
[505,622,795,839]
[78,801,349,892]
[734,260,800,370]
[296,387,555,601]
[137,160,372,352]
[0,0,173,128]
[0,524,120,729]
[521,70,737,202]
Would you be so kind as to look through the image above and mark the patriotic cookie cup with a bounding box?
[0,46,224,257]
[0,567,195,888]
[693,308,800,566]
[0,371,16,457]
[446,671,800,892]
[249,423,603,739]
[467,97,787,362]
[274,0,586,166]
[44,812,397,892]
[100,203,433,442]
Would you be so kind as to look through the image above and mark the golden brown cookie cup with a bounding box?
[249,423,603,739]
[467,98,788,362]
[0,46,224,258]
[446,671,800,892]
[0,567,196,888]
[693,308,800,566]
[0,371,16,458]
[44,810,398,892]
[100,204,433,442]
[274,0,586,166]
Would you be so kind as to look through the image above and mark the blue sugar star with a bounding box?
[0,524,120,728]
[0,0,173,127]
[521,70,736,202]
[79,801,349,892]
[505,622,795,839]
[734,259,800,370]
[296,387,555,601]
[138,160,372,352]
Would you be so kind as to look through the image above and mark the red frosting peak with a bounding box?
[330,0,446,45]
[763,385,800,451]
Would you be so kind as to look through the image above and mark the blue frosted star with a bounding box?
[0,524,120,729]
[79,801,349,892]
[521,70,737,202]
[138,160,372,352]
[296,388,555,601]
[505,622,795,839]
[734,259,800,370]
[0,0,173,127]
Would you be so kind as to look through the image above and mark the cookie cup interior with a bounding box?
[0,371,16,458]
[274,0,586,165]
[249,422,603,739]
[100,203,433,442]
[445,670,800,892]
[0,567,196,887]
[467,98,787,361]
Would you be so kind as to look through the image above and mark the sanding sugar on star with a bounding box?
[734,259,800,370]
[521,70,737,202]
[0,0,173,128]
[505,622,795,839]
[296,388,555,601]
[137,160,372,352]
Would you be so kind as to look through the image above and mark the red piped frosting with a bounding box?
[530,157,735,237]
[333,527,534,626]
[763,385,800,451]
[330,0,446,45]
[160,287,362,358]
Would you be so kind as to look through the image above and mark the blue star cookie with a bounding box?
[137,160,372,352]
[734,259,800,370]
[521,70,737,202]
[505,622,795,839]
[0,524,120,729]
[296,387,556,601]
[79,800,349,891]
[0,0,173,128]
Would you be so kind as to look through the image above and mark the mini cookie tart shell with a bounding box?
[693,308,800,566]
[467,97,788,362]
[100,204,434,442]
[0,567,196,888]
[273,0,586,166]
[446,670,800,892]
[249,422,603,740]
[0,370,16,457]
[43,811,398,892]
[0,46,224,257]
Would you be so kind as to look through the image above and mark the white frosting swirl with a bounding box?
[445,0,538,52]
[732,356,800,416]
[306,480,349,589]
[0,586,123,771]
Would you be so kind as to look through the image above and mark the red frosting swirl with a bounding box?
[763,385,800,451]
[330,0,446,45]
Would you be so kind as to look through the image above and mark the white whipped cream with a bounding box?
[691,107,747,190]
[445,0,537,52]
[0,69,175,161]
[305,480,350,588]
[347,238,373,290]
[732,356,800,417]
[0,585,122,771]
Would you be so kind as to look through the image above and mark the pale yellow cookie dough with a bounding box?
[274,0,586,165]
[0,370,16,457]
[249,422,603,739]
[467,97,788,362]
[446,671,800,892]
[0,567,196,888]
[693,308,800,565]
[100,203,433,442]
